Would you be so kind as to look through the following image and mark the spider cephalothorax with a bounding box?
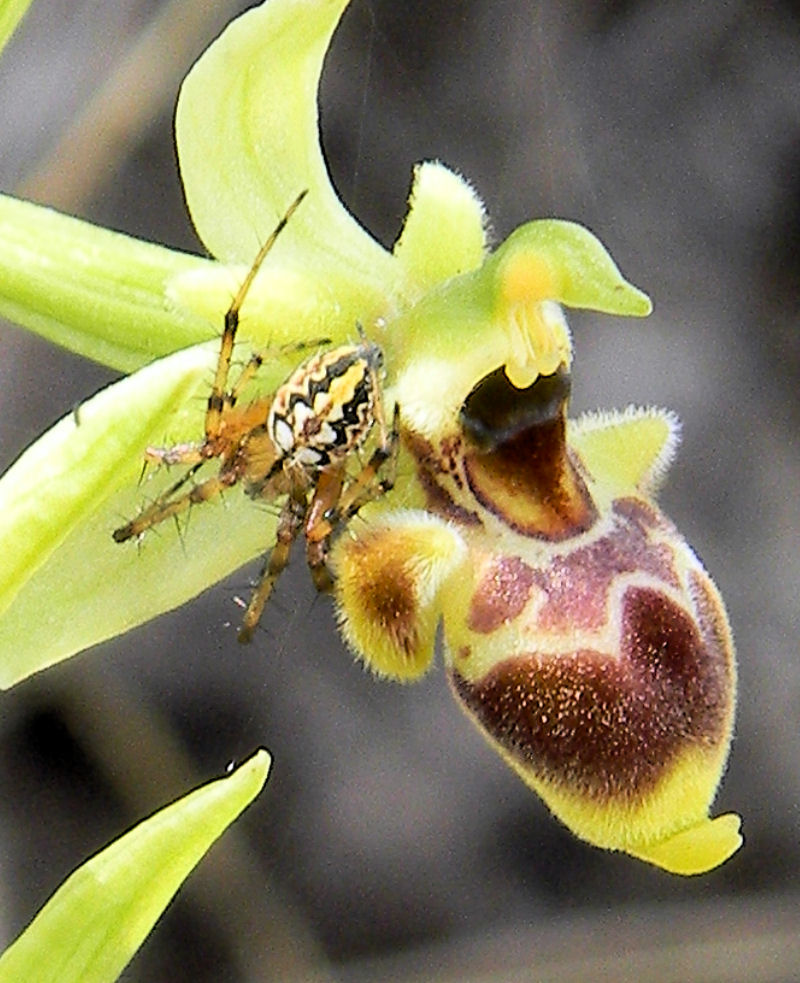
[114,192,397,641]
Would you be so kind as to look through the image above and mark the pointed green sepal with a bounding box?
[0,345,278,687]
[0,193,216,372]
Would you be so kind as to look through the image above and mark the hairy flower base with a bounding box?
[334,373,740,874]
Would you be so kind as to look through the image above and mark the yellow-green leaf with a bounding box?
[0,750,270,983]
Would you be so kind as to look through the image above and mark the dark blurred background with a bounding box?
[1,1,799,980]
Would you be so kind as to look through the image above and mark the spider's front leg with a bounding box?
[112,465,239,542]
[206,190,308,447]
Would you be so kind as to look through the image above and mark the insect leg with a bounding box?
[206,189,308,442]
[238,479,308,643]
[113,467,236,542]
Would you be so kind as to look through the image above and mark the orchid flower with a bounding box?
[0,0,739,874]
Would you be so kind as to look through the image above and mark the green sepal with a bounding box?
[0,344,279,687]
[0,194,215,372]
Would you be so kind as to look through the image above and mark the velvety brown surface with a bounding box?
[452,585,732,800]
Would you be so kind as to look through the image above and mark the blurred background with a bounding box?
[0,0,798,980]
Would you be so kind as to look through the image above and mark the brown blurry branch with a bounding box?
[16,0,238,211]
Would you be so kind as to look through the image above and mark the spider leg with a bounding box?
[206,189,308,444]
[238,478,308,643]
[113,466,236,542]
[304,464,347,593]
[227,336,333,411]
[143,442,206,467]
[335,403,400,522]
[302,406,399,594]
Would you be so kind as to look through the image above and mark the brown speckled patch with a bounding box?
[468,556,537,633]
[530,500,681,633]
[403,429,481,525]
[346,538,420,657]
[451,585,732,801]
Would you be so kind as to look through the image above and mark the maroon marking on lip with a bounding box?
[612,496,662,530]
[468,556,537,633]
[403,429,482,526]
[531,500,681,634]
[688,569,735,690]
[464,417,597,540]
[451,585,733,801]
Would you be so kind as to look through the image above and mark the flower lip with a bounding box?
[460,364,572,452]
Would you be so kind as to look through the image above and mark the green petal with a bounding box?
[0,194,215,372]
[0,345,279,687]
[175,0,395,289]
[167,257,381,352]
[0,750,270,983]
[170,160,488,349]
[387,219,652,437]
[393,161,488,292]
[0,0,35,53]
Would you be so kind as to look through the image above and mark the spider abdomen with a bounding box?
[269,341,383,468]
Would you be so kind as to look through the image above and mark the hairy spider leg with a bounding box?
[238,476,312,643]
[206,189,308,442]
[303,465,348,592]
[320,404,400,536]
[113,464,238,542]
[115,191,309,542]
[143,442,206,467]
[237,409,397,642]
[225,334,335,417]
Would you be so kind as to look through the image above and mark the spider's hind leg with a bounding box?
[238,479,308,643]
[304,466,347,594]
[302,411,400,596]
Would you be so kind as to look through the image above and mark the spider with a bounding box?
[113,190,398,642]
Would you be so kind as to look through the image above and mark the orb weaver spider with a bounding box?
[113,191,398,641]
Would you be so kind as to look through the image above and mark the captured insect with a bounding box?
[113,191,398,641]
